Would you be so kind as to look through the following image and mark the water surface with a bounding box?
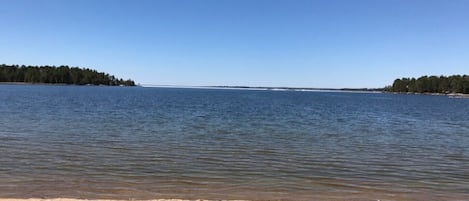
[0,85,468,200]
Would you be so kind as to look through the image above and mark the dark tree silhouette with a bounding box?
[0,64,135,86]
[385,75,469,94]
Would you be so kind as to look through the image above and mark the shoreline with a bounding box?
[385,91,469,98]
[0,82,137,87]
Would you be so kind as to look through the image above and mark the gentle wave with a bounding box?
[0,85,468,200]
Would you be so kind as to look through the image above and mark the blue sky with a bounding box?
[1,0,468,88]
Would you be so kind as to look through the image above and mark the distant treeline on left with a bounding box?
[0,64,135,86]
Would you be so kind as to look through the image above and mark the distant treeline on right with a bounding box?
[385,75,469,94]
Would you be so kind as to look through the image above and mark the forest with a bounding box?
[0,64,135,86]
[386,75,469,94]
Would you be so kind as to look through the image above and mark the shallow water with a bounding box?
[0,85,468,200]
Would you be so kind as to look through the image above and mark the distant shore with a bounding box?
[385,91,469,98]
[141,84,384,93]
[0,82,137,87]
[0,64,136,86]
[207,85,384,92]
[2,83,468,98]
[447,93,469,98]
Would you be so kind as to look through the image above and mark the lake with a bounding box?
[0,85,468,201]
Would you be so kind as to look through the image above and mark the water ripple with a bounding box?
[0,85,468,200]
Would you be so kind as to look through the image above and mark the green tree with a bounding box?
[0,64,136,86]
[389,74,469,94]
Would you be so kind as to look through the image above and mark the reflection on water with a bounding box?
[0,85,468,200]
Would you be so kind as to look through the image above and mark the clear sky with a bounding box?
[1,0,468,88]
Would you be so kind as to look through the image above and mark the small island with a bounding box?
[385,75,469,97]
[0,64,135,86]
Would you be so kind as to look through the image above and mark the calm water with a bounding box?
[0,85,468,200]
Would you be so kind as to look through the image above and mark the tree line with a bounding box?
[0,64,135,86]
[385,75,469,94]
